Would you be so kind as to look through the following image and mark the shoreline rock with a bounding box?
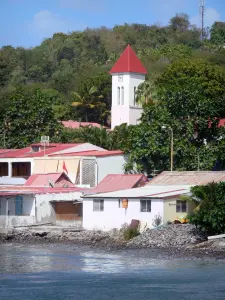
[1,224,225,260]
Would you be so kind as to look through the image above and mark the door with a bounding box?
[15,196,23,215]
[54,202,82,221]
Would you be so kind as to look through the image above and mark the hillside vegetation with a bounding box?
[1,15,225,174]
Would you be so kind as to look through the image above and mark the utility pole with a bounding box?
[200,0,205,40]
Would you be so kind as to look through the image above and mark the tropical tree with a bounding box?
[156,58,225,144]
[71,86,102,122]
[210,22,225,46]
[187,182,225,235]
[135,79,158,105]
[0,88,62,148]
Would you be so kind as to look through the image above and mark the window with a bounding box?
[133,87,136,106]
[93,199,104,211]
[176,200,187,213]
[117,87,120,105]
[140,199,151,212]
[121,87,124,105]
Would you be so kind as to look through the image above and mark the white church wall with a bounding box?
[111,73,145,129]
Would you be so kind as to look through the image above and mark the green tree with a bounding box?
[169,13,190,32]
[187,182,225,235]
[71,86,102,122]
[0,88,62,148]
[156,58,225,144]
[210,22,225,46]
[135,78,158,105]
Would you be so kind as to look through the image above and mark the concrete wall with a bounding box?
[83,197,164,231]
[0,192,83,228]
[55,220,82,227]
[111,73,145,129]
[163,198,196,224]
[96,155,128,183]
[0,195,35,227]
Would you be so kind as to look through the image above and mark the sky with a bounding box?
[0,0,224,48]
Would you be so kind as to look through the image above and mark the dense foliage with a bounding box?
[1,15,225,173]
[187,182,225,235]
[0,88,62,148]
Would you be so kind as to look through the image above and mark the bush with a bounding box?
[188,182,225,235]
[121,224,140,240]
[152,213,162,227]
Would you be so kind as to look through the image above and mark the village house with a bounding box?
[0,173,147,230]
[0,185,85,230]
[82,185,191,231]
[0,142,128,187]
[82,171,225,231]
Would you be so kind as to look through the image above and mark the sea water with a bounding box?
[0,243,225,300]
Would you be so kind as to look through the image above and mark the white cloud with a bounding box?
[59,0,105,13]
[29,10,85,38]
[205,7,220,27]
[190,7,220,28]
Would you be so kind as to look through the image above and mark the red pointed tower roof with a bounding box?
[110,44,147,74]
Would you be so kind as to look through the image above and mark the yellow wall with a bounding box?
[163,198,196,224]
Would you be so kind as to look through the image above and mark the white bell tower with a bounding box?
[110,45,147,130]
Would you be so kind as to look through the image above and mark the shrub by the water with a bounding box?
[121,224,140,240]
[187,182,225,235]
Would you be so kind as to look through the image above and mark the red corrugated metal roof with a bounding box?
[0,143,82,158]
[0,143,123,159]
[89,174,148,194]
[49,150,124,157]
[0,149,16,154]
[0,185,86,196]
[148,171,225,186]
[110,45,147,74]
[62,120,108,129]
[25,172,73,187]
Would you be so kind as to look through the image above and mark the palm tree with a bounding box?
[135,80,158,106]
[181,182,217,213]
[71,86,103,122]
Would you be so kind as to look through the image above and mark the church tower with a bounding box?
[110,45,147,130]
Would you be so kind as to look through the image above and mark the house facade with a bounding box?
[0,143,128,187]
[0,186,84,230]
[82,185,191,231]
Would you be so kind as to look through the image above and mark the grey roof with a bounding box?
[147,171,225,186]
[82,185,191,199]
[0,177,26,185]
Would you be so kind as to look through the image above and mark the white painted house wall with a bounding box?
[111,73,145,129]
[83,198,164,231]
[0,191,83,228]
[96,155,128,183]
[0,195,35,228]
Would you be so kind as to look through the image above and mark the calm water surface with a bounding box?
[0,243,225,300]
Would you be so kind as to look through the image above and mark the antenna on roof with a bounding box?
[200,0,205,40]
[48,179,54,188]
[41,136,49,157]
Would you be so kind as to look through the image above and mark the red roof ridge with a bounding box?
[110,44,147,75]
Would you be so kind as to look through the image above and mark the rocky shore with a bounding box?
[1,224,225,260]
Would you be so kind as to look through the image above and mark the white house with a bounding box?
[82,185,191,231]
[110,44,147,129]
[0,186,84,230]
